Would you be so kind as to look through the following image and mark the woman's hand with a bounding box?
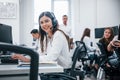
[106,63,111,67]
[112,40,120,47]
[12,54,30,62]
[12,54,22,60]
[107,41,114,51]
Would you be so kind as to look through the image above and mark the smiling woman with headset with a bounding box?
[38,11,72,69]
[12,11,72,69]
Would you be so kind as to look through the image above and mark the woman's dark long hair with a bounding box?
[38,11,58,52]
[81,28,90,41]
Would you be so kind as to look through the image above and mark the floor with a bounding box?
[77,69,106,80]
[81,75,105,80]
[84,76,96,80]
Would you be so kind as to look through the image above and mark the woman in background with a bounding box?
[99,27,114,79]
[99,27,114,56]
[81,28,98,77]
[107,27,120,80]
[81,28,96,51]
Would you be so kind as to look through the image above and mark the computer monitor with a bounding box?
[0,24,13,55]
[95,26,119,38]
[0,24,18,64]
[95,27,104,38]
[0,24,13,44]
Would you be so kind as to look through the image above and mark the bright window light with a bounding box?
[54,0,69,24]
[34,0,69,29]
[34,0,51,29]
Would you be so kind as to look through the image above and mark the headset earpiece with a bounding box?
[50,12,58,28]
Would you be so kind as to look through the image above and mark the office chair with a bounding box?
[96,43,107,66]
[96,42,108,79]
[0,42,39,80]
[67,41,95,79]
[75,41,97,63]
[97,42,120,79]
[75,41,97,76]
[96,42,119,79]
[69,42,87,80]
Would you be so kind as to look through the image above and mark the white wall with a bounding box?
[71,0,80,42]
[73,0,97,42]
[97,0,120,27]
[19,0,34,47]
[0,0,19,44]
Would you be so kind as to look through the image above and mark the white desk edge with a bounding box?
[0,64,64,75]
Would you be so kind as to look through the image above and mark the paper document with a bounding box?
[18,61,57,67]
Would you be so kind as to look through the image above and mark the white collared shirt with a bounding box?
[39,30,72,68]
[59,24,73,39]
[83,36,96,52]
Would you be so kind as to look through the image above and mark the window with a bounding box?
[34,0,70,28]
[34,0,51,29]
[53,0,69,24]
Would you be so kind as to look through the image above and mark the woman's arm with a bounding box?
[12,54,30,62]
[107,41,114,52]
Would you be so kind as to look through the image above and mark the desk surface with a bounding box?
[0,64,63,75]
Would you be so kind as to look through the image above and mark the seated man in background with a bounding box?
[30,29,40,51]
[11,29,41,63]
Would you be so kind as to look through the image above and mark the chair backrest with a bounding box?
[75,41,87,52]
[75,41,87,59]
[96,42,108,67]
[96,42,106,55]
[75,41,81,47]
[70,41,87,75]
[0,42,39,80]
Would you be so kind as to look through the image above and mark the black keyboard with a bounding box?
[0,55,18,64]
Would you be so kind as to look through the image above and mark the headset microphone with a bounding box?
[50,27,53,30]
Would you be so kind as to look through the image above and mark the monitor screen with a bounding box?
[95,26,119,38]
[0,24,13,44]
[0,24,18,64]
[95,28,104,38]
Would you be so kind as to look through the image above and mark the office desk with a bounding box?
[0,64,63,80]
[0,64,63,75]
